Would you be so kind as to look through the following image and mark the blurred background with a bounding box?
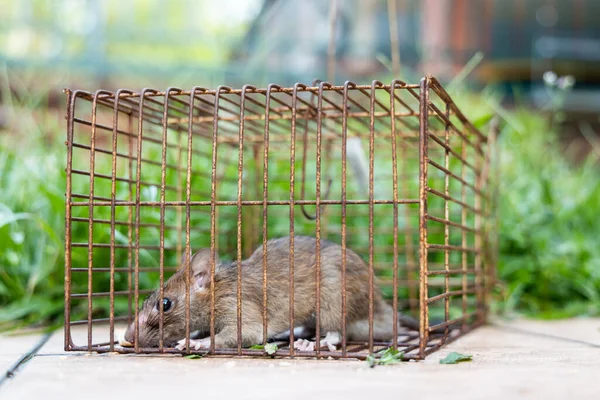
[1,0,599,330]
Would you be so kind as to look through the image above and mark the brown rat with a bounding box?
[123,235,417,351]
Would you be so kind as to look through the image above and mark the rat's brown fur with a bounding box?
[124,235,415,348]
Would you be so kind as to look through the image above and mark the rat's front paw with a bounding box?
[176,337,211,351]
[293,331,340,352]
[293,338,315,352]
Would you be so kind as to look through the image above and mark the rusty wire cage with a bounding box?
[64,76,497,360]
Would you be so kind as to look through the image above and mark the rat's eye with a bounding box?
[159,298,172,312]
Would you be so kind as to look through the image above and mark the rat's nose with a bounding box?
[122,313,148,345]
[121,324,135,346]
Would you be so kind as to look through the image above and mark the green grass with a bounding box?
[0,102,66,330]
[1,71,599,331]
[494,107,600,318]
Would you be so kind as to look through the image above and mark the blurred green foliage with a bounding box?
[1,65,599,332]
[0,0,260,88]
[494,106,600,318]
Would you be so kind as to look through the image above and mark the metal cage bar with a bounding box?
[63,77,494,361]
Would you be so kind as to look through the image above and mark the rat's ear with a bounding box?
[180,249,202,270]
[180,248,219,289]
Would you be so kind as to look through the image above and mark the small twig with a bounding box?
[447,51,485,92]
[578,121,600,163]
[327,0,338,84]
[387,0,401,77]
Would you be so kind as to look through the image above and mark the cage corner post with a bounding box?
[473,115,489,327]
[418,76,431,359]
[482,115,500,324]
[490,115,501,313]
[64,88,75,352]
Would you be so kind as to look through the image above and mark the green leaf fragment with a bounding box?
[264,343,278,356]
[366,347,403,367]
[439,352,472,364]
[249,343,277,356]
[366,354,376,368]
[185,354,202,359]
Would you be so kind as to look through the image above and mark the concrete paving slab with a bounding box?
[40,323,129,354]
[491,317,600,345]
[0,331,46,373]
[2,318,599,400]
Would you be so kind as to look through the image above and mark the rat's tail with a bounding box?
[346,300,420,341]
[346,301,462,341]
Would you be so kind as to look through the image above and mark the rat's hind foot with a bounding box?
[321,331,341,351]
[293,338,315,351]
[293,331,340,352]
[175,337,211,351]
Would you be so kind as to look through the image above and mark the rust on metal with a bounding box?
[389,81,399,350]
[418,77,430,359]
[236,85,254,355]
[109,89,133,351]
[210,87,231,354]
[315,81,330,358]
[63,88,74,352]
[443,102,450,344]
[63,77,495,361]
[287,83,305,357]
[340,81,353,357]
[368,80,383,353]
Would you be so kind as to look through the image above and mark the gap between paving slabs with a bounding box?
[2,318,598,381]
[0,332,53,386]
[490,323,600,349]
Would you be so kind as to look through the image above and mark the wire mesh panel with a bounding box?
[64,77,496,360]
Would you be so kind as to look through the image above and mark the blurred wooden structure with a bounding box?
[2,0,600,105]
[240,0,600,86]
